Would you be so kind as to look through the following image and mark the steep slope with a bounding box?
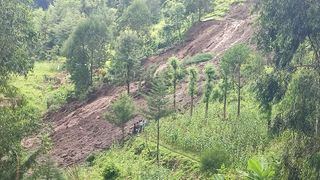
[46,1,254,166]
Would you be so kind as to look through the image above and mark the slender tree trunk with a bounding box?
[198,8,202,22]
[126,64,130,95]
[315,116,318,137]
[173,80,176,111]
[190,94,194,117]
[191,14,194,24]
[156,118,160,166]
[316,83,319,136]
[90,53,93,86]
[237,66,241,117]
[267,105,272,132]
[205,101,209,120]
[223,79,227,119]
[317,74,320,137]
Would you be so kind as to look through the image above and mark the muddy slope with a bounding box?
[47,2,254,166]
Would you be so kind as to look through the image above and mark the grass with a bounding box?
[74,137,202,179]
[203,0,245,21]
[10,59,73,113]
[146,88,269,168]
[183,53,213,66]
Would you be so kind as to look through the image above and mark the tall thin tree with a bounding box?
[188,67,198,117]
[169,57,181,111]
[144,76,170,166]
[114,30,142,94]
[221,44,250,117]
[203,64,215,120]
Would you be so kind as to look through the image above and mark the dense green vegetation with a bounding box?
[183,52,213,65]
[105,94,135,140]
[1,0,320,179]
[11,60,73,112]
[73,138,202,179]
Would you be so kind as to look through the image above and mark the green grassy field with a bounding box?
[10,60,73,113]
[72,137,202,180]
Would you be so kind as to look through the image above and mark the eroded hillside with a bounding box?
[46,1,254,166]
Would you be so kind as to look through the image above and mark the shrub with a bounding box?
[46,86,73,110]
[102,163,120,180]
[183,53,213,66]
[310,152,320,171]
[86,154,96,166]
[66,90,77,103]
[200,147,230,172]
[241,157,275,180]
[134,143,146,155]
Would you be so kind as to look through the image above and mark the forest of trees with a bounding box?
[1,0,320,179]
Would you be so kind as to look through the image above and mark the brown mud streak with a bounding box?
[46,1,254,167]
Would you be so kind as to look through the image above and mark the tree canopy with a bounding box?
[64,16,112,93]
[112,29,143,94]
[0,0,35,85]
[257,0,320,68]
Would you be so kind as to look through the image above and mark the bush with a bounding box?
[183,53,213,66]
[46,92,65,110]
[86,154,96,166]
[200,147,230,172]
[46,86,73,110]
[310,152,320,171]
[134,143,146,155]
[102,163,120,180]
[66,90,77,103]
[242,157,275,179]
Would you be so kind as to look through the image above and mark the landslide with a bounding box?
[46,1,254,166]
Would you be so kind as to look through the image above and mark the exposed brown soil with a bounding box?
[45,1,254,167]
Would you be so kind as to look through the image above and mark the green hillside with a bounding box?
[1,0,320,179]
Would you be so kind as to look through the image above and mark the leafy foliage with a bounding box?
[102,163,120,180]
[168,57,182,110]
[257,0,320,68]
[111,29,143,94]
[203,64,215,118]
[147,91,268,168]
[183,53,213,65]
[0,106,39,179]
[188,66,199,116]
[241,157,275,180]
[183,0,214,22]
[105,93,135,139]
[0,0,35,85]
[144,76,171,121]
[11,60,73,113]
[34,0,85,58]
[77,138,200,179]
[64,16,112,93]
[274,70,319,135]
[120,0,152,34]
[221,44,259,116]
[162,1,186,42]
[144,75,171,165]
[200,147,230,172]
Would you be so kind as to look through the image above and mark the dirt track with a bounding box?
[46,2,254,166]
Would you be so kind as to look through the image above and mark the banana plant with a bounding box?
[240,157,275,180]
